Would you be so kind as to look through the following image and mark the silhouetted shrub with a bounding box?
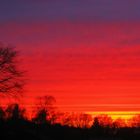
[6,103,26,120]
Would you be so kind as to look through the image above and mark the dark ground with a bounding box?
[0,119,140,140]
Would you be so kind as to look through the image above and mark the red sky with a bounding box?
[0,21,140,118]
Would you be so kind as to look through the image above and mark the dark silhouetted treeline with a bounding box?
[0,103,140,140]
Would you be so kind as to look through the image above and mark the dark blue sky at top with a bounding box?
[0,0,140,22]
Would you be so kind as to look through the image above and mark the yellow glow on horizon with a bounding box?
[86,111,140,120]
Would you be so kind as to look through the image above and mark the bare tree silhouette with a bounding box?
[0,107,5,121]
[93,114,113,128]
[33,95,56,124]
[129,115,140,127]
[60,112,92,128]
[113,118,126,128]
[0,43,25,97]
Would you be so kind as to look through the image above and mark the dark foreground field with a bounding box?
[0,119,140,140]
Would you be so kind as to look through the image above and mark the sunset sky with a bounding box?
[0,0,140,119]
